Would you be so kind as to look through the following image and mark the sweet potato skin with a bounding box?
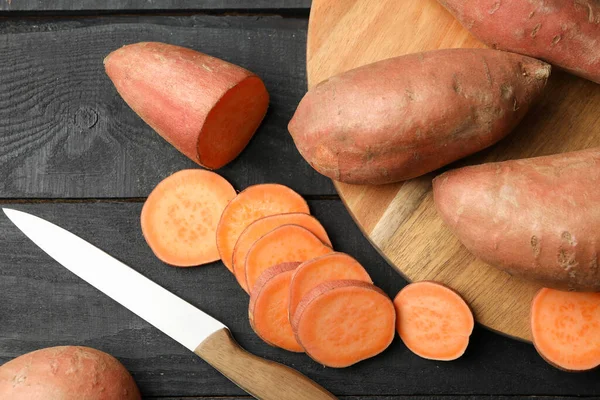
[289,48,550,184]
[439,0,600,84]
[0,346,141,400]
[433,148,600,291]
[104,42,268,169]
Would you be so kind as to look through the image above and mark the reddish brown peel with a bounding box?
[249,262,303,352]
[288,252,371,319]
[393,281,474,361]
[245,224,333,293]
[104,42,269,169]
[216,184,309,272]
[293,280,396,368]
[531,288,600,372]
[141,169,236,267]
[233,213,331,293]
[289,48,550,184]
[0,346,141,400]
[439,0,600,83]
[433,147,600,291]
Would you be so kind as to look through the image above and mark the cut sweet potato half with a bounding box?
[289,252,371,320]
[393,281,474,361]
[216,184,309,272]
[292,280,396,368]
[141,169,236,267]
[104,42,269,169]
[249,262,303,352]
[245,224,333,293]
[233,213,331,293]
[531,288,600,372]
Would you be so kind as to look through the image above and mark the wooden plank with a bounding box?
[0,15,334,197]
[154,395,586,400]
[1,201,599,397]
[150,397,600,400]
[0,0,312,12]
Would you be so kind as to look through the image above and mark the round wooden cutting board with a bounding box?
[306,0,600,341]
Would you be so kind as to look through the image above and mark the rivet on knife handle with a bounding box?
[195,328,337,400]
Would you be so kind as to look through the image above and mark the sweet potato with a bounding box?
[288,48,550,184]
[249,262,303,352]
[141,169,236,267]
[531,288,600,371]
[216,184,309,272]
[233,213,331,293]
[292,280,396,368]
[245,224,333,293]
[393,282,474,361]
[288,252,371,320]
[433,148,600,291]
[104,42,269,169]
[439,0,600,84]
[0,346,141,400]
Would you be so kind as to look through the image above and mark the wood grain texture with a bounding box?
[0,0,312,12]
[0,15,334,197]
[306,0,600,341]
[195,328,336,400]
[1,202,599,397]
[151,397,600,400]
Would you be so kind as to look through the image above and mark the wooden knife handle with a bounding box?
[195,328,337,400]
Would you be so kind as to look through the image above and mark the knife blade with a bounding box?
[4,208,336,400]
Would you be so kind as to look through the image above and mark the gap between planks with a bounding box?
[0,195,340,204]
[0,9,310,19]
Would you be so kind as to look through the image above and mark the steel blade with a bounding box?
[3,208,226,351]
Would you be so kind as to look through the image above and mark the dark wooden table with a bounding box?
[0,2,598,399]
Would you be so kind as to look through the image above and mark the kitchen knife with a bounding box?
[3,208,337,400]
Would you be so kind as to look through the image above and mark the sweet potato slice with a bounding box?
[292,280,396,368]
[288,252,371,320]
[531,288,600,372]
[216,184,309,272]
[249,262,303,352]
[141,169,236,267]
[104,42,269,169]
[233,213,331,293]
[245,225,333,293]
[393,281,474,361]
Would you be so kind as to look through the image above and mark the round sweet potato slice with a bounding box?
[292,280,396,368]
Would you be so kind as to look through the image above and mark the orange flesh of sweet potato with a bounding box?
[531,288,600,371]
[233,213,331,293]
[393,281,474,361]
[104,42,269,169]
[438,0,600,84]
[288,48,550,184]
[216,184,309,272]
[245,224,333,293]
[248,262,303,352]
[292,280,396,368]
[0,346,141,400]
[433,147,600,291]
[141,169,236,267]
[288,252,371,320]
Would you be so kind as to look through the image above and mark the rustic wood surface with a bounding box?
[0,0,312,12]
[0,2,598,399]
[0,15,334,197]
[306,0,600,342]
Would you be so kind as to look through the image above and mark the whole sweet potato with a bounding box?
[433,148,600,291]
[289,49,550,184]
[439,0,600,84]
[0,346,141,400]
[105,42,269,169]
